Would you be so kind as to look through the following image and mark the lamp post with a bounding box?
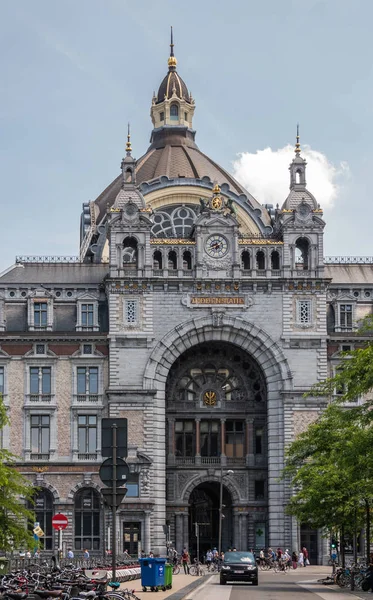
[218,468,234,558]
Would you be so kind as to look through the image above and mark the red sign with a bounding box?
[52,513,68,530]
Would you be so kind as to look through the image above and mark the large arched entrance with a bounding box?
[165,340,268,553]
[189,481,233,560]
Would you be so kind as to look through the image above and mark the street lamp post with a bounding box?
[218,468,234,558]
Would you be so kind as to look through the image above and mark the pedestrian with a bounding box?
[83,549,90,559]
[302,546,309,566]
[206,549,213,569]
[26,550,31,559]
[292,551,298,569]
[181,547,190,574]
[67,549,74,559]
[34,549,40,558]
[298,550,304,567]
[149,551,154,557]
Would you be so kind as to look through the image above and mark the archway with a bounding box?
[189,481,233,560]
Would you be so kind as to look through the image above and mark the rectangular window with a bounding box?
[125,299,138,324]
[31,415,50,455]
[255,427,263,454]
[30,367,51,399]
[81,304,94,327]
[255,480,265,500]
[78,415,97,454]
[126,474,139,498]
[77,367,99,398]
[0,367,3,395]
[340,304,353,329]
[225,420,244,458]
[175,420,195,457]
[34,302,48,328]
[200,420,220,457]
[297,300,311,325]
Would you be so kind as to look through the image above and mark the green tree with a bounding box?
[0,395,36,552]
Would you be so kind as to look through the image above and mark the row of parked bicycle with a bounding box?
[0,561,141,600]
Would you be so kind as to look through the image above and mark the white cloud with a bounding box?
[232,144,350,210]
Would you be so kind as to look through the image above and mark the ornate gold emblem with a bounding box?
[31,466,49,473]
[203,390,217,406]
[211,196,223,210]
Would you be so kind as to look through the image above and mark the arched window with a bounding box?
[125,168,132,183]
[74,488,101,551]
[170,104,179,120]
[183,250,192,270]
[168,250,177,270]
[295,170,302,184]
[28,489,54,550]
[256,250,265,270]
[241,251,251,270]
[295,238,309,270]
[271,251,280,270]
[153,250,163,270]
[122,237,138,268]
[327,304,335,333]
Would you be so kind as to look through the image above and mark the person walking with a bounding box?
[292,551,298,569]
[302,546,309,566]
[181,547,190,574]
[67,549,74,559]
[83,549,90,559]
[298,550,304,567]
[205,549,213,570]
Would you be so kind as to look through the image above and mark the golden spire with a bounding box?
[295,123,301,155]
[168,26,177,69]
[126,122,132,154]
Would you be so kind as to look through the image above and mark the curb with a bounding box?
[165,575,211,600]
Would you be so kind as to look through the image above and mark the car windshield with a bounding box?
[223,552,255,564]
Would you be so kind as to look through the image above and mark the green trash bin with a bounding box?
[0,557,10,574]
[165,563,173,589]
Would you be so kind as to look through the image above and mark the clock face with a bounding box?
[205,234,228,258]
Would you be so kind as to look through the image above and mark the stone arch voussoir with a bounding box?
[143,314,293,394]
[181,474,242,504]
[68,481,102,501]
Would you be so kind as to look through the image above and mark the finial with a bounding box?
[295,123,301,155]
[168,26,177,69]
[213,183,221,194]
[126,122,132,155]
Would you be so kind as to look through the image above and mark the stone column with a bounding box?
[175,513,183,553]
[240,514,248,550]
[233,512,239,550]
[246,418,254,466]
[144,511,151,554]
[168,418,175,465]
[195,419,201,465]
[183,512,189,550]
[220,419,226,460]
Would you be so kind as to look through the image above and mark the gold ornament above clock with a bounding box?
[203,390,217,406]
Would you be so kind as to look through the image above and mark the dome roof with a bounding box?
[156,69,190,103]
[282,189,318,211]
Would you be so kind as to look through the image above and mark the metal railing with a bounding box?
[16,256,81,264]
[324,256,373,264]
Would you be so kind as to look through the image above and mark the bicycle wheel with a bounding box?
[189,566,197,576]
[173,565,180,575]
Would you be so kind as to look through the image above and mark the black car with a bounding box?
[220,551,258,585]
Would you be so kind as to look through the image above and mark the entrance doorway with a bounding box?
[300,524,318,564]
[189,482,233,561]
[123,522,141,555]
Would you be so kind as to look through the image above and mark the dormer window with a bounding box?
[34,302,48,328]
[76,296,99,332]
[170,103,179,120]
[27,293,53,331]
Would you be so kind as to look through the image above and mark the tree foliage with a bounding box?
[0,396,36,551]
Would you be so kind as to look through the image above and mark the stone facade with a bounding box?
[0,43,371,564]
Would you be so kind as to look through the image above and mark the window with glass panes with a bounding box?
[255,480,265,500]
[78,415,97,455]
[200,420,220,457]
[74,489,100,550]
[255,427,263,454]
[225,421,245,458]
[28,490,54,550]
[30,367,51,399]
[34,302,48,328]
[31,415,50,455]
[123,522,141,555]
[340,304,352,329]
[126,473,139,497]
[175,421,195,457]
[77,367,98,399]
[81,303,94,327]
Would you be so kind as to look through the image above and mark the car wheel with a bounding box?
[220,578,227,585]
[252,579,258,586]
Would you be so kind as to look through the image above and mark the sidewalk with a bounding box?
[120,572,209,600]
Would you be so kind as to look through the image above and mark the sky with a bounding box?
[0,0,372,272]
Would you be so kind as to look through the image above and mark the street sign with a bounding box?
[101,418,128,458]
[52,513,68,530]
[101,487,128,508]
[99,457,130,487]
